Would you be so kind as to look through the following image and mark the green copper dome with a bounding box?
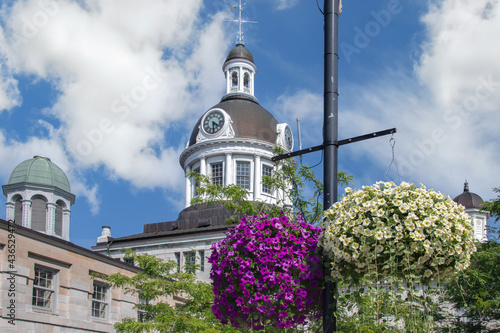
[8,156,71,193]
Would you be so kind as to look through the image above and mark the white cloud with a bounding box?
[274,0,299,11]
[273,89,322,144]
[273,0,500,201]
[0,127,101,214]
[0,0,231,207]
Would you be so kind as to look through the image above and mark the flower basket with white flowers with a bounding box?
[322,181,476,284]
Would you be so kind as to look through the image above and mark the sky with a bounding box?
[0,0,498,249]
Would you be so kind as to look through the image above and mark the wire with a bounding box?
[316,0,324,15]
[385,134,401,183]
[302,149,324,169]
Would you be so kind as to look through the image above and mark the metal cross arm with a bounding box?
[271,127,397,162]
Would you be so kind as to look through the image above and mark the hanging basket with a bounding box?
[209,213,323,330]
[322,181,476,284]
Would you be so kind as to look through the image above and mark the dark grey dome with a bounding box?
[188,95,278,147]
[224,44,254,64]
[453,181,484,209]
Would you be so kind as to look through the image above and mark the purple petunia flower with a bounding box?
[209,212,323,330]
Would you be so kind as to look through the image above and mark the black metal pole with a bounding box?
[323,0,338,332]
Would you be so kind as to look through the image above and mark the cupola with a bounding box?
[2,156,75,241]
[453,180,490,242]
[223,43,257,98]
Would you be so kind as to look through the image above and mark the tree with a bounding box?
[94,250,239,333]
[441,228,500,332]
[483,187,500,221]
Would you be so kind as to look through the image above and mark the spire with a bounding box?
[464,179,469,193]
[228,0,257,45]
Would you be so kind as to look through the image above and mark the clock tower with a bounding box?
[179,43,293,207]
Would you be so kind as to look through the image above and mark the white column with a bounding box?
[185,165,191,208]
[5,202,14,222]
[22,200,32,229]
[200,156,206,175]
[63,209,71,241]
[238,66,243,92]
[46,202,56,236]
[225,153,232,186]
[254,155,261,200]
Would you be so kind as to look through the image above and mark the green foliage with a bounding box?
[441,237,500,332]
[483,187,500,221]
[95,250,239,333]
[188,146,352,225]
[335,259,447,332]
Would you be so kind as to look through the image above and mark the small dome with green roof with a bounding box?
[8,156,71,193]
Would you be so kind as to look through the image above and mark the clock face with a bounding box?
[203,110,225,134]
[284,126,293,150]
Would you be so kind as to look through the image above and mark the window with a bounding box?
[193,167,200,197]
[231,71,238,87]
[236,161,251,190]
[199,250,205,272]
[211,163,224,186]
[185,252,196,274]
[32,266,57,311]
[123,257,134,265]
[92,281,109,319]
[31,196,47,232]
[14,196,22,225]
[138,295,149,322]
[55,200,65,237]
[174,252,181,272]
[244,72,250,88]
[262,164,273,194]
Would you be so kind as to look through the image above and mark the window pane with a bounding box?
[236,161,250,190]
[262,165,273,194]
[32,266,55,310]
[92,282,108,319]
[199,250,205,272]
[92,301,107,318]
[185,252,196,274]
[32,288,52,308]
[211,163,224,186]
[93,284,107,301]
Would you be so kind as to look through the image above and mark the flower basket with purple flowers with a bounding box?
[209,213,323,330]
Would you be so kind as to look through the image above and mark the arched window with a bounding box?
[243,72,250,88]
[14,196,23,225]
[231,71,238,87]
[55,200,65,237]
[31,196,47,232]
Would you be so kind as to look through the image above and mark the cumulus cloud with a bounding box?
[0,0,231,208]
[345,0,500,198]
[273,89,322,144]
[274,0,500,200]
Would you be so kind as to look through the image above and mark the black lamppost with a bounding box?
[272,1,395,331]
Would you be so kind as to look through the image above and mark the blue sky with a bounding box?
[0,0,498,249]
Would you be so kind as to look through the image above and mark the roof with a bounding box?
[0,219,141,273]
[453,181,485,209]
[224,43,254,64]
[95,203,237,245]
[7,156,71,193]
[187,95,278,147]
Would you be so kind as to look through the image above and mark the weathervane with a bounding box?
[227,0,257,45]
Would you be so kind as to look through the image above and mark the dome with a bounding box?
[453,181,484,209]
[224,43,254,64]
[8,156,71,193]
[187,94,278,147]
